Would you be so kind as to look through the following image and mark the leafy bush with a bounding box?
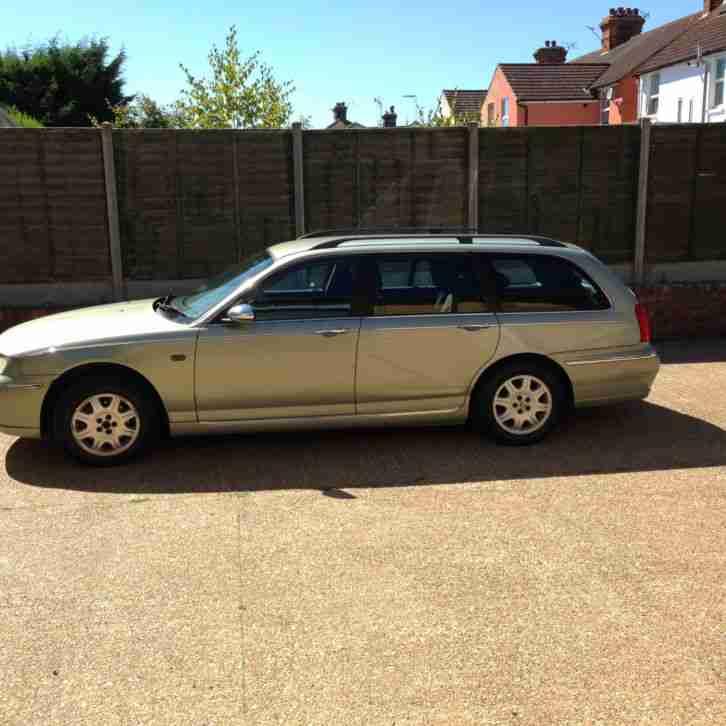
[4,105,43,127]
[0,36,132,126]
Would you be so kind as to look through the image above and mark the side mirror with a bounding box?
[226,303,255,323]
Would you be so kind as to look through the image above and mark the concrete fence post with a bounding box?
[634,118,652,286]
[100,123,124,301]
[292,122,306,237]
[468,122,479,231]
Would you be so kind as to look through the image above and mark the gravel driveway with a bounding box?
[1,341,724,725]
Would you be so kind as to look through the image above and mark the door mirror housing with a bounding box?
[226,303,255,323]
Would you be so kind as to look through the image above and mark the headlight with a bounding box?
[0,355,8,375]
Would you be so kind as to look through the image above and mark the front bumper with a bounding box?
[0,375,46,439]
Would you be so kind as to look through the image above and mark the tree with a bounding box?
[177,26,294,129]
[411,94,480,127]
[0,36,132,127]
[94,94,184,129]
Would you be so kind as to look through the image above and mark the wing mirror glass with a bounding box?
[226,303,255,323]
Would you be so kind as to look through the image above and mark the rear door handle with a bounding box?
[315,329,349,337]
[458,324,491,332]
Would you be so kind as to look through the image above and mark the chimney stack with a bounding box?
[534,40,567,64]
[382,105,397,127]
[704,0,723,13]
[600,8,645,52]
[332,102,348,123]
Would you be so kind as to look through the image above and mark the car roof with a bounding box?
[268,234,579,260]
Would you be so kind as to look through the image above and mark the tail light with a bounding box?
[635,302,651,343]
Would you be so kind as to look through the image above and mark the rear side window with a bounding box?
[367,253,492,316]
[490,254,609,312]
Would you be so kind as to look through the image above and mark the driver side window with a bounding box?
[253,258,356,320]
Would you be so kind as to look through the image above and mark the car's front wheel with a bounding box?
[53,376,160,465]
[472,362,565,445]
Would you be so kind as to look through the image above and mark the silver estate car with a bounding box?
[0,232,659,465]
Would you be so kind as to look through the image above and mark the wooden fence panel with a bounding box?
[646,125,699,262]
[304,129,468,231]
[478,128,529,234]
[691,124,726,261]
[478,126,638,262]
[3,124,726,289]
[234,131,295,256]
[115,130,294,280]
[579,125,640,262]
[0,129,110,283]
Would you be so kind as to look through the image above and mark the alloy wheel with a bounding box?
[71,393,140,457]
[492,375,552,435]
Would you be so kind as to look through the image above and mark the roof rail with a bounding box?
[300,229,566,249]
[298,226,477,239]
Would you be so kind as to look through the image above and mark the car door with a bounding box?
[195,256,361,421]
[355,251,500,415]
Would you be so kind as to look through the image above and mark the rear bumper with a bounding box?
[0,376,45,439]
[562,346,660,407]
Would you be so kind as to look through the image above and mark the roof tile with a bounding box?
[498,64,608,101]
[442,90,486,115]
[637,8,726,74]
[572,12,701,87]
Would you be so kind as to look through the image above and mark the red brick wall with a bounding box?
[607,76,639,124]
[635,284,726,340]
[525,102,601,127]
[3,284,726,340]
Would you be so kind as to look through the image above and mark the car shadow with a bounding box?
[657,339,726,364]
[5,401,726,495]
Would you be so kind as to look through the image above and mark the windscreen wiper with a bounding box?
[153,295,188,318]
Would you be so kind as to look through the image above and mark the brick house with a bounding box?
[573,7,700,124]
[635,0,726,124]
[483,52,608,127]
[484,6,704,126]
[438,90,487,123]
[326,102,365,129]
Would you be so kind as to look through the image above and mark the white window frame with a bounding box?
[643,72,660,117]
[711,57,725,109]
[501,97,509,127]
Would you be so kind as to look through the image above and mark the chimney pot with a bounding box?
[534,40,567,64]
[382,105,397,128]
[332,102,348,123]
[600,6,645,51]
[705,0,723,13]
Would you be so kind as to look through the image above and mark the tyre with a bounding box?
[52,375,161,466]
[471,361,565,445]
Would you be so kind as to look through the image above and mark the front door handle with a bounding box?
[458,324,491,332]
[315,329,349,337]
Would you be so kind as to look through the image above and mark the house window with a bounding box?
[487,103,495,126]
[501,97,509,127]
[645,73,660,116]
[677,98,683,123]
[713,59,725,108]
[600,97,610,125]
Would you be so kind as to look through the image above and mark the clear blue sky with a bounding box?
[4,1,700,127]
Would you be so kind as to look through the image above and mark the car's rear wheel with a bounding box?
[472,361,564,445]
[53,376,160,465]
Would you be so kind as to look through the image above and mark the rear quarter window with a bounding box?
[490,254,609,312]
